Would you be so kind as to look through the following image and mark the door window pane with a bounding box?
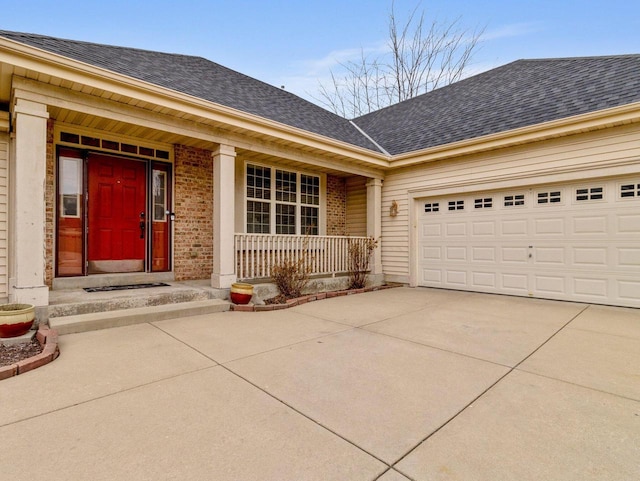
[153,170,167,221]
[60,157,81,217]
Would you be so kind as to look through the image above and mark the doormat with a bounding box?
[83,282,170,293]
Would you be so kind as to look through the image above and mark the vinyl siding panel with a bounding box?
[381,124,640,282]
[346,176,366,236]
[0,135,8,300]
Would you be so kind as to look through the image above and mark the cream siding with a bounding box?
[345,176,367,236]
[381,124,640,283]
[0,134,8,300]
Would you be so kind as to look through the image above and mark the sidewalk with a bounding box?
[1,288,638,480]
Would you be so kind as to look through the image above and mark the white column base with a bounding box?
[9,284,49,307]
[211,273,237,289]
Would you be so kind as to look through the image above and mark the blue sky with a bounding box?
[2,0,639,104]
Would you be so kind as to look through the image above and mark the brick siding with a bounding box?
[326,174,346,236]
[45,119,54,287]
[173,145,214,280]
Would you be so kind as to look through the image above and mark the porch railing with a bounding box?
[235,234,371,280]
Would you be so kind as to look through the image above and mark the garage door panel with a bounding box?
[501,273,528,291]
[618,247,640,267]
[472,271,496,288]
[617,214,640,233]
[534,217,564,235]
[422,268,442,283]
[534,275,566,294]
[446,246,466,261]
[502,247,528,263]
[472,246,496,262]
[573,247,608,266]
[445,270,467,285]
[422,246,441,261]
[417,177,640,307]
[472,221,495,236]
[445,222,466,236]
[534,247,565,265]
[422,223,441,237]
[501,219,528,236]
[573,215,608,234]
[618,280,640,301]
[573,277,608,298]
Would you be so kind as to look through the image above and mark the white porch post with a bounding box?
[211,144,237,288]
[9,99,49,306]
[366,177,383,277]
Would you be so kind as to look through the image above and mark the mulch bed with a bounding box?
[232,283,401,312]
[0,338,43,367]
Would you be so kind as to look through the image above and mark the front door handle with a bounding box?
[139,212,145,239]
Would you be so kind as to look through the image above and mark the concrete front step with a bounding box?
[50,299,230,335]
[48,289,214,318]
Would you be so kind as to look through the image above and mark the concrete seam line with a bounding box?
[388,303,592,470]
[220,363,391,469]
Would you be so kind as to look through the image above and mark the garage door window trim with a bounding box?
[504,194,525,207]
[620,183,640,198]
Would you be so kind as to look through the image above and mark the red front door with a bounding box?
[87,154,147,273]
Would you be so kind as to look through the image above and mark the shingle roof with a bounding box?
[0,31,381,152]
[352,55,640,155]
[2,31,640,158]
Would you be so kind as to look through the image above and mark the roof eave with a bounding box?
[389,102,640,168]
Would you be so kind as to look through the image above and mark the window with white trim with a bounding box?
[424,202,439,213]
[537,191,561,204]
[246,164,321,235]
[620,183,640,198]
[448,200,464,211]
[504,194,525,207]
[474,197,492,209]
[576,187,603,201]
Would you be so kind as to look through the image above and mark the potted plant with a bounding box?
[0,303,36,338]
[230,283,254,305]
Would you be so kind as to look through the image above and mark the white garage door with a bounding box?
[418,177,640,308]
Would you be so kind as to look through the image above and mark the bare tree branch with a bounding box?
[312,1,485,117]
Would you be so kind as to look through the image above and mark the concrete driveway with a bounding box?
[1,287,638,480]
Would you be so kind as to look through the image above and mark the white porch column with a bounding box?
[211,144,237,288]
[9,99,49,306]
[366,177,383,277]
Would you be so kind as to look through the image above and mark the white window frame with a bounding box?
[243,161,326,235]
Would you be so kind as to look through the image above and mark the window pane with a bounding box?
[301,206,319,235]
[247,164,271,200]
[276,170,297,203]
[301,174,320,205]
[247,201,270,233]
[276,204,296,234]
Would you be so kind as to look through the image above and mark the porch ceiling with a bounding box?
[0,59,387,178]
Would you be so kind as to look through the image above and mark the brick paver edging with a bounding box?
[0,326,60,380]
[230,284,399,312]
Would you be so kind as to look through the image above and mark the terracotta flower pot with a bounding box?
[0,304,36,338]
[230,283,254,305]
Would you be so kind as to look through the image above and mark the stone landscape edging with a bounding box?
[0,326,60,380]
[230,284,398,312]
